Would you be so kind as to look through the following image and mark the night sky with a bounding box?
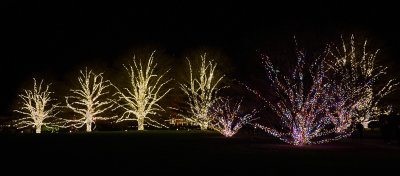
[1,1,399,116]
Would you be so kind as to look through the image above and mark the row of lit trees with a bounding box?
[13,51,241,134]
[13,35,398,146]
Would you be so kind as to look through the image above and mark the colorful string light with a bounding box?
[245,39,360,145]
[210,97,257,137]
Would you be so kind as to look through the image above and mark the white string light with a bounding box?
[112,51,172,130]
[327,35,399,128]
[179,53,225,130]
[14,78,60,133]
[62,68,115,132]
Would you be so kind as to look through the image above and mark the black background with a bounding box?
[1,1,399,116]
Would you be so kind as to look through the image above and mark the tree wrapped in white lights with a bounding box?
[246,44,361,145]
[64,69,114,132]
[112,51,172,130]
[327,35,399,128]
[210,97,257,137]
[179,53,224,130]
[14,79,60,133]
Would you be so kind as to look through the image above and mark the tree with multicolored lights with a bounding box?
[14,79,60,133]
[327,35,399,128]
[63,69,114,132]
[179,53,224,130]
[245,40,363,145]
[112,51,172,130]
[210,97,257,137]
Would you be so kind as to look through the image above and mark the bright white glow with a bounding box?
[179,53,224,130]
[63,68,115,132]
[14,79,60,133]
[112,51,172,130]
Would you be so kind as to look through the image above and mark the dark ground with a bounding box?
[1,130,400,175]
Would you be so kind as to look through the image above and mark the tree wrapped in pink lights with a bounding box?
[210,97,257,137]
[247,42,363,145]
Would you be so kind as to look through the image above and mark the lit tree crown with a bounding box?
[246,39,359,145]
[179,53,225,130]
[112,51,172,130]
[210,97,257,137]
[63,68,115,131]
[14,78,60,133]
[327,35,399,125]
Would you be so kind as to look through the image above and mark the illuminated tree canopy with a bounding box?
[112,51,172,130]
[245,41,362,145]
[210,97,257,137]
[179,53,224,130]
[14,79,60,133]
[64,68,115,132]
[7,34,399,138]
[327,35,399,128]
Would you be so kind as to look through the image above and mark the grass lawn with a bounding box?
[1,130,399,175]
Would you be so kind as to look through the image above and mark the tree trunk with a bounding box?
[36,125,42,134]
[138,117,144,130]
[86,122,92,132]
[361,121,369,129]
[199,122,208,130]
